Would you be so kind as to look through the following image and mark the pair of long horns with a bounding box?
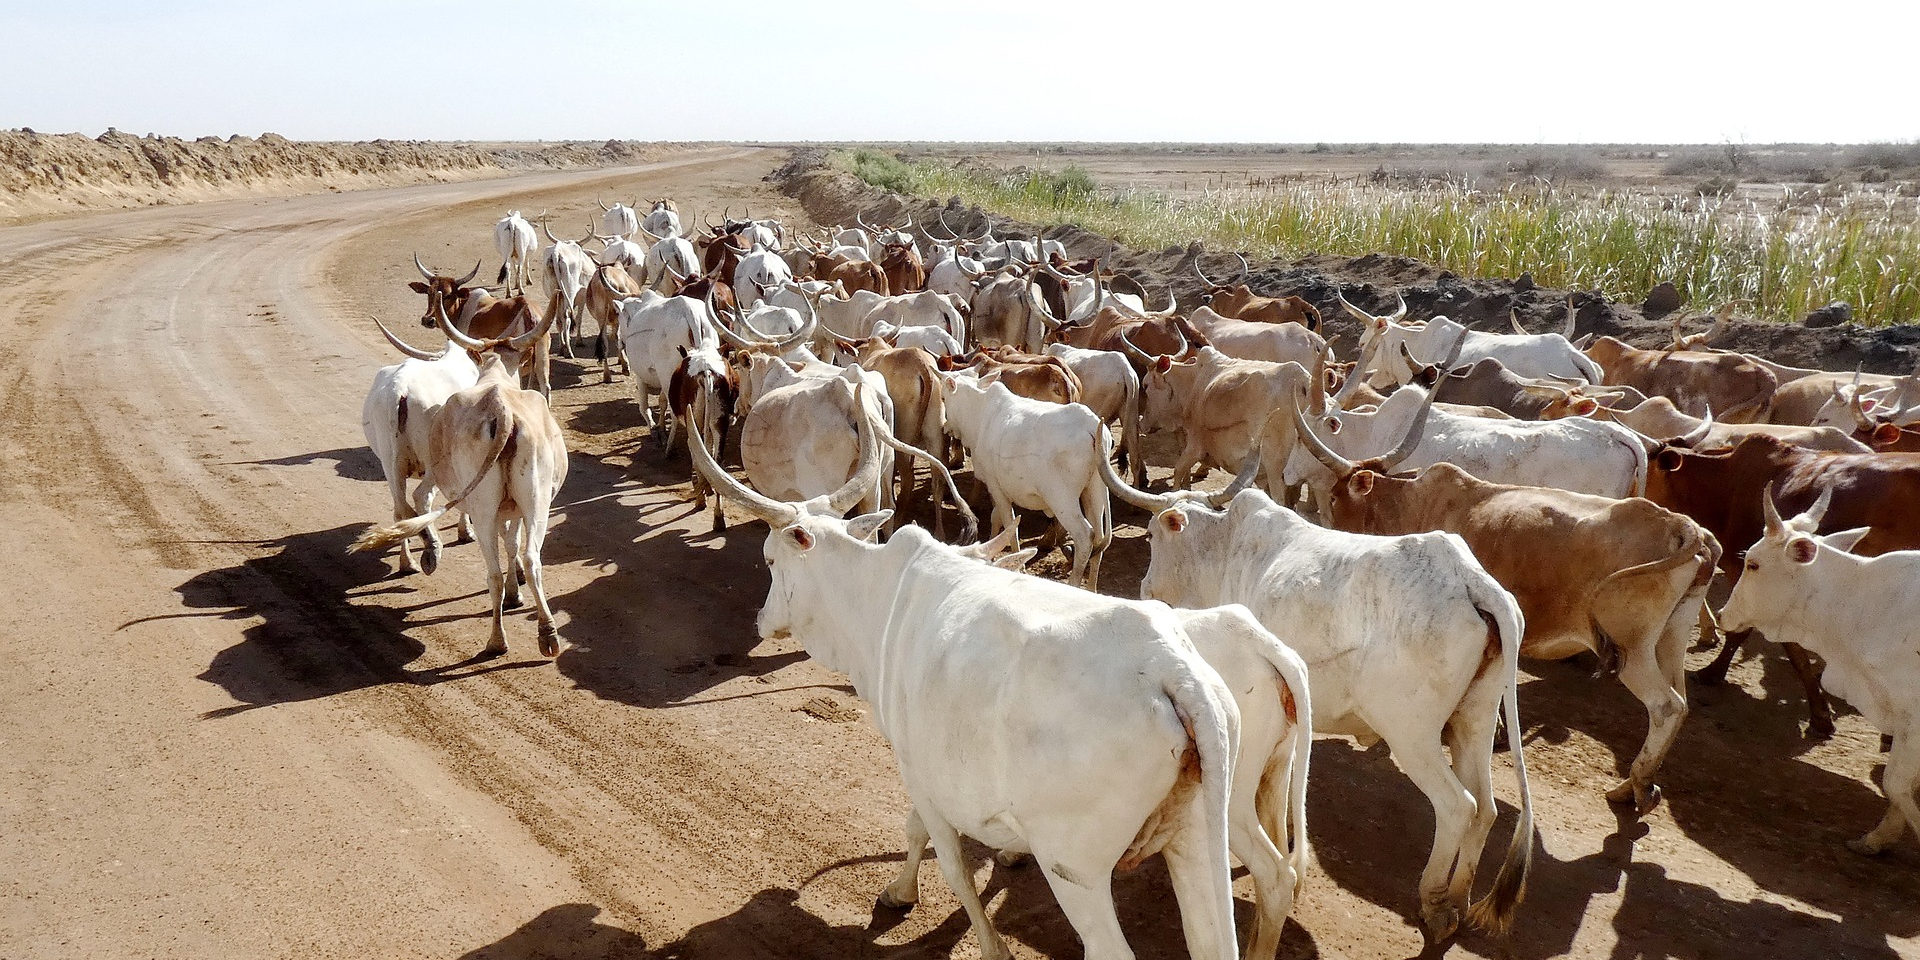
[435,294,555,357]
[688,379,881,526]
[1193,252,1250,288]
[1097,431,1258,513]
[1336,290,1410,326]
[1293,382,1434,478]
[414,253,481,286]
[1760,481,1834,541]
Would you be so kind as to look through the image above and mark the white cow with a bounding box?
[732,249,793,310]
[637,230,699,294]
[1048,342,1146,487]
[493,211,538,296]
[1109,461,1535,940]
[1185,306,1328,369]
[941,373,1112,589]
[863,290,967,350]
[641,200,680,239]
[1720,487,1920,857]
[872,319,962,358]
[539,221,598,354]
[1280,384,1648,509]
[598,199,639,240]
[360,317,480,574]
[596,234,646,282]
[687,422,1273,960]
[1343,295,1603,387]
[352,312,565,659]
[614,289,721,431]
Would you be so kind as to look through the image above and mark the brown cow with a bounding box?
[942,347,1082,406]
[828,258,889,297]
[880,242,926,295]
[1192,252,1322,332]
[409,254,553,398]
[1298,407,1718,814]
[1645,433,1920,736]
[1583,336,1778,423]
[840,339,956,535]
[1048,305,1201,371]
[579,265,641,384]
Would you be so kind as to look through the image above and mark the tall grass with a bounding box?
[834,151,1920,327]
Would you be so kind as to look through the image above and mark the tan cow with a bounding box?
[1597,395,1871,454]
[578,264,642,383]
[1194,253,1322,332]
[351,308,567,660]
[409,254,554,399]
[1582,336,1778,423]
[1297,407,1719,814]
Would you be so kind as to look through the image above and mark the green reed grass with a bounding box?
[833,150,1920,327]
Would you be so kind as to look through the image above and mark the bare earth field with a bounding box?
[2,148,1917,960]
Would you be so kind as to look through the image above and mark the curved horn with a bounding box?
[1151,281,1177,315]
[1205,445,1263,509]
[688,399,801,527]
[579,220,598,245]
[1377,388,1436,472]
[955,256,984,279]
[975,216,993,241]
[413,253,435,280]
[637,223,665,244]
[1708,301,1737,341]
[855,212,875,233]
[1335,290,1376,324]
[1761,482,1787,539]
[1094,431,1176,512]
[1387,294,1409,324]
[454,260,481,286]
[372,315,442,361]
[1118,331,1156,367]
[1193,256,1223,288]
[878,428,978,543]
[1291,390,1355,477]
[1231,252,1251,285]
[596,198,610,212]
[542,220,559,244]
[823,381,880,515]
[1802,483,1834,529]
[1679,406,1715,446]
[1561,296,1578,339]
[1439,324,1468,369]
[434,298,489,353]
[506,303,559,353]
[1510,308,1528,336]
[932,211,961,241]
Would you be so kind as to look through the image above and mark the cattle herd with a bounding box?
[347,197,1920,959]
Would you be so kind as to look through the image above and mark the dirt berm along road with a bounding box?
[2,149,1916,960]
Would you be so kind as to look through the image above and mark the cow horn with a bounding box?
[1335,291,1376,324]
[1118,331,1156,367]
[454,260,482,286]
[1148,281,1179,317]
[1311,347,1333,414]
[822,380,880,515]
[932,211,961,241]
[1800,484,1834,529]
[1760,482,1787,539]
[413,253,436,280]
[1679,407,1715,447]
[1387,294,1409,324]
[506,303,558,354]
[542,219,559,244]
[955,256,984,279]
[855,212,875,233]
[1561,296,1578,339]
[372,315,442,361]
[434,298,489,353]
[1094,431,1176,512]
[1206,445,1263,508]
[1708,301,1738,341]
[637,223,665,244]
[688,402,801,528]
[975,217,993,242]
[1291,390,1355,477]
[1378,388,1436,471]
[878,427,978,543]
[1231,253,1251,285]
[596,198,610,211]
[1849,379,1877,430]
[1510,308,1529,336]
[1193,257,1223,288]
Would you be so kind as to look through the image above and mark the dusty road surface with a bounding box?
[3,148,1917,960]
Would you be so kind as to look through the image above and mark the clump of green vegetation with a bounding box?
[833,150,1920,328]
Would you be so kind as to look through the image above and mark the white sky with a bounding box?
[6,0,1915,144]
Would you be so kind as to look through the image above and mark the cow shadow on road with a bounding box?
[1303,738,1906,960]
[222,445,384,482]
[1511,656,1920,938]
[182,523,545,718]
[645,849,1321,960]
[456,903,648,960]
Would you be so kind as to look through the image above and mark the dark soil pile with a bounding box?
[777,149,1920,373]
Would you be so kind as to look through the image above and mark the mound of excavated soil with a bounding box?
[0,129,702,222]
[778,150,1920,374]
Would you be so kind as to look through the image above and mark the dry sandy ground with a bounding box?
[2,148,1917,960]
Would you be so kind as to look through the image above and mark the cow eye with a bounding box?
[1744,560,1758,572]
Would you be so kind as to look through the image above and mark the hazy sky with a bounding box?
[7,0,1915,144]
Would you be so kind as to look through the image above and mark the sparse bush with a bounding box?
[1694,175,1739,197]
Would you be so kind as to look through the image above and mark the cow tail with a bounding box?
[1247,620,1314,902]
[351,394,515,555]
[497,262,508,284]
[1164,659,1241,960]
[1464,571,1534,936]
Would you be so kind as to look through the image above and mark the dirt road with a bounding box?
[2,148,1915,960]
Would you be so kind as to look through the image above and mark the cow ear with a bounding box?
[943,376,958,392]
[1874,422,1902,444]
[993,547,1038,570]
[1821,527,1871,553]
[786,525,816,551]
[1787,536,1818,564]
[678,345,689,359]
[1655,448,1685,472]
[1162,509,1187,533]
[408,281,431,294]
[1573,398,1599,417]
[1323,416,1342,435]
[1352,472,1376,496]
[1861,396,1880,412]
[1155,356,1173,374]
[845,511,892,542]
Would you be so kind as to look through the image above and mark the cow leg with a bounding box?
[1444,702,1502,921]
[520,513,561,658]
[1690,626,1751,686]
[478,521,509,658]
[1082,487,1112,594]
[919,811,1012,960]
[1850,735,1918,855]
[1781,642,1837,740]
[411,479,441,576]
[1056,508,1097,590]
[387,470,419,574]
[1232,753,1296,960]
[877,808,929,910]
[1391,741,1477,941]
[633,383,657,429]
[1604,630,1687,816]
[500,519,525,610]
[1161,828,1242,960]
[1169,441,1205,490]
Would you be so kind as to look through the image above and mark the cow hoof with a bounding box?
[1686,666,1728,686]
[420,550,438,577]
[1806,719,1837,741]
[1606,780,1663,815]
[538,626,560,658]
[1421,902,1461,943]
[503,591,523,610]
[1847,837,1889,857]
[476,644,507,661]
[994,849,1031,868]
[874,890,916,913]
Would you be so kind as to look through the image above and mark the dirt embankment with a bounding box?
[0,129,711,222]
[777,149,1920,374]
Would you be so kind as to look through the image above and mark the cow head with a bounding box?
[408,254,482,329]
[433,293,554,381]
[1719,484,1866,635]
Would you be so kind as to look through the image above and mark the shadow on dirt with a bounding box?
[648,847,1321,960]
[222,445,383,481]
[456,903,648,959]
[183,523,546,718]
